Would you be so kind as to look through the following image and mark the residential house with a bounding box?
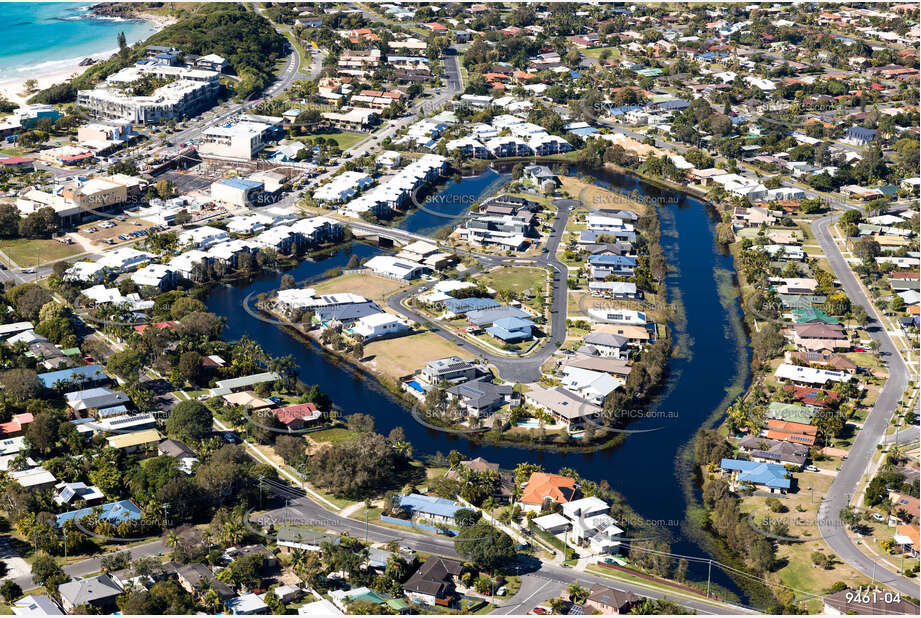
[56,499,143,528]
[581,333,630,359]
[403,556,463,606]
[792,323,849,351]
[176,563,235,600]
[11,595,63,616]
[585,587,639,614]
[524,385,603,429]
[157,439,200,474]
[559,366,622,405]
[272,403,322,432]
[774,363,852,386]
[225,593,270,615]
[562,496,624,553]
[418,356,480,385]
[720,458,791,493]
[58,574,123,613]
[351,312,409,340]
[486,316,534,343]
[53,481,105,506]
[445,377,518,417]
[789,350,857,374]
[765,418,818,447]
[738,436,809,468]
[395,493,463,525]
[106,428,162,453]
[518,472,577,512]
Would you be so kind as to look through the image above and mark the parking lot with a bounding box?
[73,218,161,249]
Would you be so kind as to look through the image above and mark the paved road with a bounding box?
[812,211,916,596]
[490,575,564,614]
[9,539,167,590]
[260,495,754,615]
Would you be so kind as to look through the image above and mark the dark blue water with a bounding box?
[396,168,509,236]
[205,170,751,599]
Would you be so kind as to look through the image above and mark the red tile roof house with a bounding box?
[273,403,321,431]
[765,419,818,447]
[782,384,840,407]
[133,320,180,334]
[0,413,34,438]
[518,472,577,513]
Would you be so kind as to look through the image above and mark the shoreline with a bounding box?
[0,11,174,106]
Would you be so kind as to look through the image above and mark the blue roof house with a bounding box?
[467,305,529,327]
[589,255,638,268]
[56,499,143,528]
[844,126,876,145]
[38,365,109,390]
[443,297,500,316]
[486,317,534,343]
[396,493,463,524]
[720,459,791,493]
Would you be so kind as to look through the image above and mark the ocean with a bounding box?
[0,3,157,82]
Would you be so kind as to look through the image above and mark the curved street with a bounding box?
[385,198,575,383]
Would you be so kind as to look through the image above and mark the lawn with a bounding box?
[363,331,469,381]
[314,131,368,150]
[477,265,547,298]
[312,272,408,303]
[307,426,358,446]
[581,46,621,60]
[0,237,83,268]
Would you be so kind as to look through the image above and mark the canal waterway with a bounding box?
[394,168,509,237]
[205,168,752,601]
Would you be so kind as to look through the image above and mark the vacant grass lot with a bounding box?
[477,265,547,297]
[363,331,469,380]
[0,238,82,268]
[312,272,407,303]
[311,131,368,150]
[558,176,648,216]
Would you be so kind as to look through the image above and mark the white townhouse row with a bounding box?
[63,216,346,287]
[64,248,155,283]
[339,154,447,218]
[446,113,572,159]
[312,171,375,204]
[168,216,345,280]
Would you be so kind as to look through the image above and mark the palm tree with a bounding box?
[222,521,246,546]
[567,583,589,604]
[164,530,181,551]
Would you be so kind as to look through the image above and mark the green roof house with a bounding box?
[793,307,839,324]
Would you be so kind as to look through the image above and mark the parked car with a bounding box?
[805,465,819,472]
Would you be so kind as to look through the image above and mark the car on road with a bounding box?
[21,268,35,274]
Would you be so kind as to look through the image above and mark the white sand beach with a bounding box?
[0,12,176,107]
